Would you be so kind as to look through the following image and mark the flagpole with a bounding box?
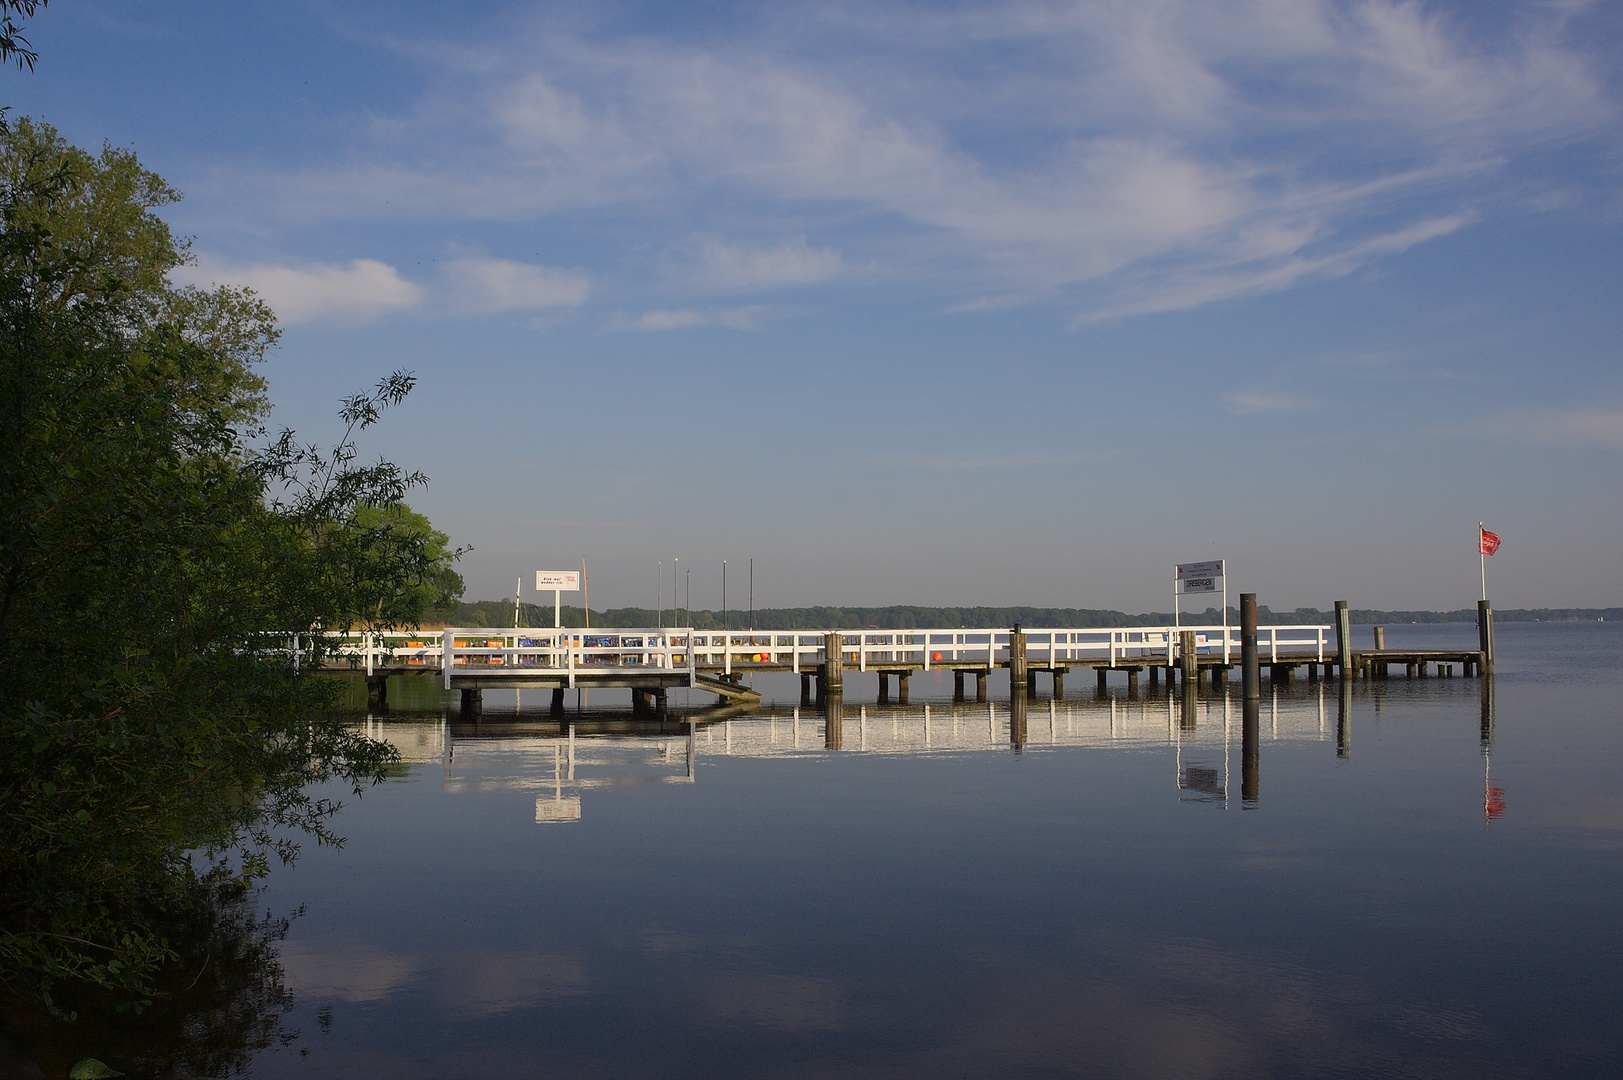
[1479,522,1487,603]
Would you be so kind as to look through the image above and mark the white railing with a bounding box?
[293,624,1330,679]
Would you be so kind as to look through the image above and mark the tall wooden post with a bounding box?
[1334,600,1352,681]
[822,631,844,697]
[1180,631,1197,686]
[1241,593,1260,702]
[1372,626,1385,651]
[1477,600,1495,672]
[1009,624,1027,698]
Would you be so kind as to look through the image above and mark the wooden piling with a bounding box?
[1334,600,1352,681]
[1477,600,1495,672]
[460,687,481,718]
[1127,667,1139,695]
[897,671,910,704]
[1149,665,1160,687]
[1097,667,1109,694]
[551,688,565,714]
[1052,670,1064,698]
[975,671,987,702]
[1009,624,1028,697]
[1241,594,1260,702]
[953,671,965,701]
[822,631,844,696]
[1373,626,1385,651]
[1180,631,1198,688]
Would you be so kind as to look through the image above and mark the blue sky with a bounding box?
[12,1,1622,614]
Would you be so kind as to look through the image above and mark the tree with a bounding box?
[0,117,456,1013]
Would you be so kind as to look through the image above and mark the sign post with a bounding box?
[536,570,582,628]
[1176,560,1227,663]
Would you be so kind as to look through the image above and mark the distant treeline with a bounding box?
[430,601,1621,630]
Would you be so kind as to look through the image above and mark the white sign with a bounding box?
[536,571,580,591]
[1176,560,1223,595]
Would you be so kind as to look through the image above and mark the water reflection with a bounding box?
[347,680,1495,824]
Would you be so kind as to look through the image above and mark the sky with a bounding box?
[9,0,1622,615]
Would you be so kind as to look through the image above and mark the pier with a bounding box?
[303,601,1493,713]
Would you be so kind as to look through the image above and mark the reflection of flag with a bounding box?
[1479,527,1501,556]
[1484,784,1506,822]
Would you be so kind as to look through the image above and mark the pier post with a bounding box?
[1149,665,1159,688]
[1097,667,1109,695]
[1241,594,1260,702]
[1373,626,1385,651]
[1180,631,1198,689]
[1334,601,1352,681]
[1009,625,1028,698]
[551,688,565,714]
[1127,667,1139,696]
[1210,665,1224,690]
[801,673,813,704]
[897,671,910,704]
[1052,670,1064,698]
[877,672,890,704]
[367,675,388,711]
[654,687,668,713]
[975,671,987,702]
[1026,670,1037,696]
[821,631,844,698]
[953,671,966,701]
[1477,600,1495,673]
[460,687,482,718]
[1242,697,1260,806]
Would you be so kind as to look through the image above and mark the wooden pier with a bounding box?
[302,604,1494,714]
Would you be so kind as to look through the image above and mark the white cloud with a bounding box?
[198,1,1614,317]
[174,256,422,325]
[1510,407,1623,451]
[1226,392,1318,415]
[442,257,590,313]
[690,238,843,292]
[613,306,766,332]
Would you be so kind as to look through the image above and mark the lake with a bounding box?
[31,622,1623,1077]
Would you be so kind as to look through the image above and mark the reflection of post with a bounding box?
[1241,593,1259,702]
[1180,678,1197,734]
[1336,682,1352,758]
[687,722,696,780]
[1009,692,1028,749]
[1479,676,1495,750]
[823,693,844,750]
[1242,697,1260,806]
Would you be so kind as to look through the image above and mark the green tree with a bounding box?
[0,117,455,1013]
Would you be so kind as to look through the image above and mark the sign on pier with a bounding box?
[1176,561,1223,594]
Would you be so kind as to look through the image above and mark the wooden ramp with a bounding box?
[693,673,762,704]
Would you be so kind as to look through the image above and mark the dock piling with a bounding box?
[1241,594,1260,702]
[1334,601,1352,681]
[1478,600,1495,672]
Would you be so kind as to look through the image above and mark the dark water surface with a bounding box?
[150,625,1623,1074]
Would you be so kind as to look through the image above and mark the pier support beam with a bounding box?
[1127,667,1140,696]
[1241,594,1260,703]
[975,671,987,702]
[1009,625,1028,700]
[1097,667,1109,695]
[460,688,482,718]
[953,671,966,701]
[1052,670,1064,699]
[1211,665,1225,690]
[897,671,910,704]
[877,673,890,704]
[1026,670,1037,696]
[551,688,566,714]
[366,675,388,711]
[1149,665,1159,688]
[801,673,813,704]
[1334,600,1352,681]
[1478,600,1495,673]
[820,631,844,699]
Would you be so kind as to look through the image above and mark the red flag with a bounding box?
[1479,527,1501,556]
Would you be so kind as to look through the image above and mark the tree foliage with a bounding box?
[0,117,459,1015]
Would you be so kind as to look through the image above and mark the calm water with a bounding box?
[63,624,1623,1076]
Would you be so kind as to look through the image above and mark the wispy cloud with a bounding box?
[193,1,1615,318]
[1505,407,1623,451]
[612,306,766,332]
[442,257,590,313]
[174,256,422,324]
[1226,392,1318,415]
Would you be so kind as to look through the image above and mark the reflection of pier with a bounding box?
[354,678,1465,819]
